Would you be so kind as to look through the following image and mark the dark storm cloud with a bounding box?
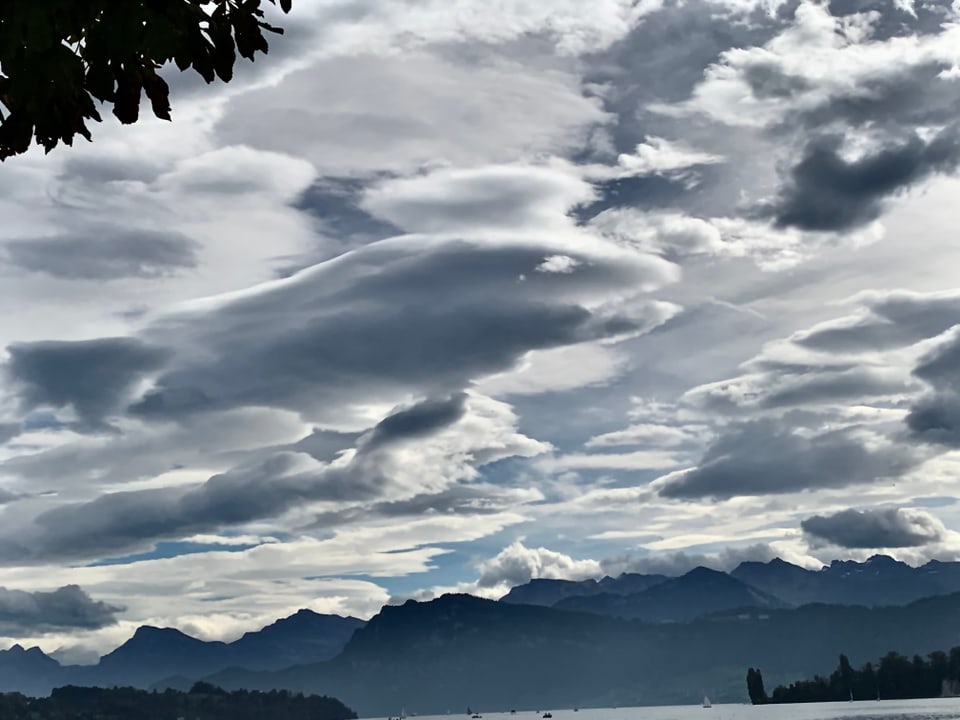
[802,507,944,549]
[0,455,340,563]
[307,483,537,529]
[826,0,949,40]
[760,126,960,232]
[293,177,401,248]
[760,368,912,409]
[794,291,960,355]
[363,394,468,450]
[906,393,960,447]
[583,0,795,152]
[906,331,960,446]
[6,338,168,430]
[741,60,813,100]
[0,394,475,564]
[657,422,918,500]
[574,164,731,221]
[577,1,793,219]
[0,585,122,634]
[129,237,673,422]
[691,362,913,414]
[0,423,21,446]
[5,230,198,280]
[795,63,960,134]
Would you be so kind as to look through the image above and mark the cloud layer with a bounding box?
[0,0,958,654]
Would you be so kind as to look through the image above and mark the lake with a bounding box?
[387,699,960,720]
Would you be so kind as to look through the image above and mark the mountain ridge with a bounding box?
[0,609,364,696]
[205,589,960,715]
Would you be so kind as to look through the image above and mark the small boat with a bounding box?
[543,714,553,718]
[702,696,712,709]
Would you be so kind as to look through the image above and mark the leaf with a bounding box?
[112,67,142,125]
[142,70,171,121]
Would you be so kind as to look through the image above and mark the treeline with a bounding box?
[747,647,960,704]
[0,681,358,720]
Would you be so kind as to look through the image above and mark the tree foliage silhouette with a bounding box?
[0,0,292,159]
[755,647,960,703]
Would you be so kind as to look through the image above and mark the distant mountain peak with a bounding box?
[684,565,726,578]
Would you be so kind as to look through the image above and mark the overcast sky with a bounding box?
[3,0,960,661]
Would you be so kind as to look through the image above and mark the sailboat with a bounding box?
[702,696,712,709]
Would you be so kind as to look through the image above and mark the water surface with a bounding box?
[388,698,960,720]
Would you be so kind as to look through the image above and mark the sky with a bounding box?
[2,0,960,662]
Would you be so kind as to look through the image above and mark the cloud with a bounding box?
[4,338,168,431]
[589,210,884,270]
[667,2,960,234]
[215,51,610,176]
[758,126,960,232]
[476,541,602,589]
[906,328,960,446]
[3,230,198,280]
[585,423,701,448]
[599,542,791,577]
[654,422,919,500]
[362,394,469,451]
[307,483,543,529]
[682,3,960,130]
[0,393,546,564]
[802,507,946,548]
[129,232,676,426]
[686,364,916,413]
[538,449,682,473]
[360,163,596,234]
[474,342,631,397]
[607,137,723,180]
[0,585,122,634]
[792,289,960,355]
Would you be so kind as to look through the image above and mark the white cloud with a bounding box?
[585,423,703,448]
[476,541,603,592]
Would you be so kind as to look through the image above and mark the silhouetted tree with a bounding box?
[762,644,960,704]
[746,667,768,705]
[0,1,292,159]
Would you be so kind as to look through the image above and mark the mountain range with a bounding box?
[501,555,960,620]
[6,555,960,710]
[0,610,364,697]
[550,566,785,621]
[206,590,960,715]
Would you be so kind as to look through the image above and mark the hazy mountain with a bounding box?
[228,609,365,671]
[499,573,667,607]
[731,555,960,606]
[501,556,960,614]
[82,626,228,688]
[0,644,64,696]
[0,610,364,696]
[205,591,960,716]
[552,566,784,621]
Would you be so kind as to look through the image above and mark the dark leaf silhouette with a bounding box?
[0,0,293,159]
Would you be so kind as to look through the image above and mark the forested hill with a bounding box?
[0,682,357,720]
